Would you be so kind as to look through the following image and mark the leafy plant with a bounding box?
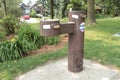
[0,23,60,62]
[44,36,60,45]
[0,32,6,41]
[30,9,37,17]
[0,41,22,62]
[67,0,86,11]
[17,23,45,55]
[0,16,20,35]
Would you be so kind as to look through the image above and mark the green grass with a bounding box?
[30,23,40,30]
[1,17,120,80]
[0,46,68,80]
[84,17,120,67]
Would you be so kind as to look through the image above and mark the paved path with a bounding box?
[16,58,120,80]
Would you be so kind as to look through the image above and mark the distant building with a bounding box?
[20,2,47,15]
[30,4,47,14]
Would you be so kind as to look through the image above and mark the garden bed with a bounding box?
[28,35,68,56]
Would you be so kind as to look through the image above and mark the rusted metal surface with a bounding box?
[68,11,85,72]
[60,22,75,34]
[40,20,60,36]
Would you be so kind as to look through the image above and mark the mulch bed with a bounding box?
[27,35,68,56]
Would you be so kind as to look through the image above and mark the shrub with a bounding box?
[18,24,45,53]
[0,32,6,41]
[0,23,60,62]
[0,41,22,62]
[30,9,37,17]
[44,37,60,45]
[0,16,20,35]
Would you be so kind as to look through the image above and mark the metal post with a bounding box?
[40,20,60,36]
[68,11,85,72]
[40,10,85,73]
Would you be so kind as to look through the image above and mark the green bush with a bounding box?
[0,41,22,62]
[18,24,45,52]
[44,37,60,45]
[0,23,60,62]
[30,9,37,17]
[0,32,6,41]
[0,16,20,35]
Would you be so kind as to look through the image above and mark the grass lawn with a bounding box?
[0,46,68,80]
[1,17,120,80]
[84,17,120,67]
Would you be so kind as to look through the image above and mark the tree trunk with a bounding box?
[87,0,96,25]
[50,0,54,19]
[2,0,7,16]
[61,0,70,18]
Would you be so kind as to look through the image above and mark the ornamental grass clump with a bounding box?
[0,16,20,35]
[0,41,22,62]
[18,24,45,51]
[0,23,60,62]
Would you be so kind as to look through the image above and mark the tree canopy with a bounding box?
[0,0,22,17]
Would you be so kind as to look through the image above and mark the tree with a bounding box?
[1,0,7,16]
[1,0,22,17]
[7,0,22,17]
[50,0,54,19]
[37,0,87,18]
[30,9,37,17]
[37,0,54,18]
[68,0,86,10]
[37,0,48,7]
[102,0,120,16]
[59,0,70,18]
[95,0,120,16]
[87,0,96,25]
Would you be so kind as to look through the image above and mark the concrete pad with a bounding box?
[16,58,120,80]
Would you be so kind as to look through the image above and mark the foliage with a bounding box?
[1,0,22,17]
[0,70,13,80]
[95,14,112,19]
[37,0,86,18]
[59,0,70,18]
[30,23,60,45]
[37,0,69,18]
[0,30,6,41]
[30,9,37,17]
[0,46,67,80]
[96,0,120,16]
[1,17,120,80]
[44,36,60,45]
[36,0,120,18]
[0,15,20,35]
[0,23,6,41]
[0,41,23,62]
[68,0,87,11]
[36,0,49,17]
[0,32,6,40]
[18,24,45,53]
[0,23,60,62]
[37,0,87,18]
